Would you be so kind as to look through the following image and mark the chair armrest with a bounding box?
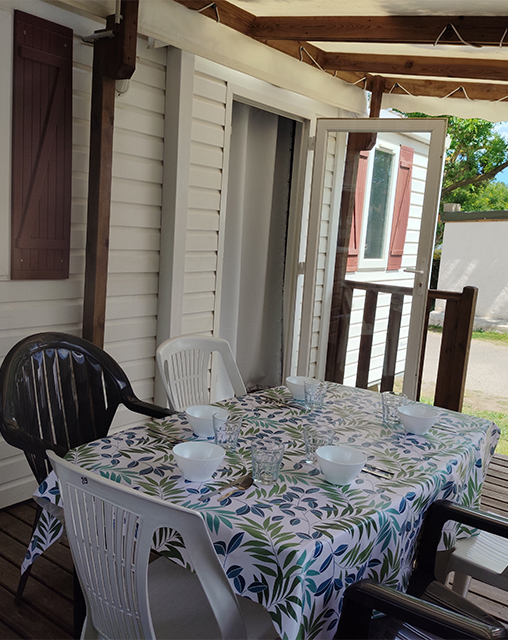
[121,395,176,418]
[1,419,68,458]
[335,579,507,640]
[409,499,508,595]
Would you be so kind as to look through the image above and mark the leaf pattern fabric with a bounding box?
[26,384,499,640]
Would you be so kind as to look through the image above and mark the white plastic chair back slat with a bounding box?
[47,450,251,640]
[157,336,246,412]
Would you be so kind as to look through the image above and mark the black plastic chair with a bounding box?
[0,331,175,603]
[336,579,506,639]
[336,500,508,639]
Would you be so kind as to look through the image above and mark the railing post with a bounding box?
[434,286,478,412]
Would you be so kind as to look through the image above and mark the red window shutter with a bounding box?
[11,11,73,280]
[387,145,414,271]
[346,149,369,272]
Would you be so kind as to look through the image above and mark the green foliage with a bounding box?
[442,117,508,196]
[443,180,508,212]
[403,112,508,211]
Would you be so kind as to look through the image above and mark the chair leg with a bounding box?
[451,571,472,597]
[434,548,453,584]
[15,564,33,604]
[73,569,86,640]
[15,503,43,604]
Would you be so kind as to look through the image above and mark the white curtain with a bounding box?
[220,102,294,390]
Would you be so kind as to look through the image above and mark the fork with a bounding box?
[198,474,253,501]
[145,427,186,446]
[363,463,394,478]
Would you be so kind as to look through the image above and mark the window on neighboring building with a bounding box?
[363,147,395,261]
[347,143,414,273]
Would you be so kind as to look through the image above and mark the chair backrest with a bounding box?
[156,336,246,411]
[0,332,170,484]
[336,579,507,640]
[47,450,248,640]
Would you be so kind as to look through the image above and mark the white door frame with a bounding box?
[299,117,448,399]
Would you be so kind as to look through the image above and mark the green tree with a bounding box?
[404,113,508,211]
[447,180,508,211]
[442,117,508,205]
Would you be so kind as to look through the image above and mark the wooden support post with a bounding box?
[82,46,116,348]
[434,286,478,412]
[82,1,138,347]
[369,75,385,118]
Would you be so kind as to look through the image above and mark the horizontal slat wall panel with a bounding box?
[309,133,338,376]
[0,17,167,506]
[106,41,166,430]
[180,70,228,337]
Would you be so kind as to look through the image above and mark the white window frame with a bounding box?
[358,140,400,271]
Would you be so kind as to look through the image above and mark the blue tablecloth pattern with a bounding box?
[27,384,499,640]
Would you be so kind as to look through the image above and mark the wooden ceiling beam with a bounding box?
[173,0,255,32]
[248,15,508,46]
[334,71,508,101]
[173,2,508,104]
[321,52,508,82]
[259,39,325,68]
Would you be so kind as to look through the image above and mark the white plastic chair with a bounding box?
[442,529,508,596]
[156,336,246,411]
[47,450,278,640]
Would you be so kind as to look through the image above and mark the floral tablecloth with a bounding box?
[27,384,499,640]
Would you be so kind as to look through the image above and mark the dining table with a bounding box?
[26,383,499,640]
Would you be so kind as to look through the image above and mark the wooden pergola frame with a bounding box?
[175,1,508,101]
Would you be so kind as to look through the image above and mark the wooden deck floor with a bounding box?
[0,455,507,639]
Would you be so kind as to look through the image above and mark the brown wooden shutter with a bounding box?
[346,149,369,272]
[387,145,414,271]
[11,11,73,280]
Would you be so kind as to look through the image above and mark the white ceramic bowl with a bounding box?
[285,376,316,401]
[172,441,225,482]
[397,404,439,435]
[185,405,227,437]
[316,445,367,486]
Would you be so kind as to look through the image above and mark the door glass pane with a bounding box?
[301,118,447,399]
[364,149,393,259]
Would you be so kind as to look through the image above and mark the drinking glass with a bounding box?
[251,438,284,484]
[303,422,335,463]
[213,413,242,452]
[304,380,327,412]
[381,391,408,425]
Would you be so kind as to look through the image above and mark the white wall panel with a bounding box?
[0,6,167,506]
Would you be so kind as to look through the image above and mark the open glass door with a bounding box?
[298,117,447,399]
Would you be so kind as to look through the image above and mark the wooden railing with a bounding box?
[329,281,478,412]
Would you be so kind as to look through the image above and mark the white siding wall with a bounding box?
[0,3,166,506]
[182,71,228,337]
[105,43,166,428]
[309,132,339,378]
[437,219,508,321]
